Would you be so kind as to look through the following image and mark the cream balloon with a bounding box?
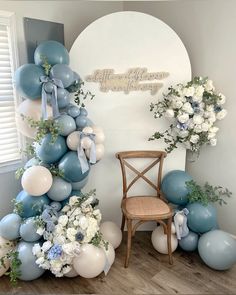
[73,244,106,278]
[82,126,94,134]
[81,137,93,150]
[64,266,79,278]
[85,143,105,162]
[93,126,105,144]
[151,226,178,255]
[21,166,53,196]
[66,131,80,151]
[0,236,14,277]
[15,99,52,138]
[100,221,122,249]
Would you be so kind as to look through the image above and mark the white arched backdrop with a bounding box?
[70,11,191,230]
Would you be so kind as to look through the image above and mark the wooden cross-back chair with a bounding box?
[116,150,173,267]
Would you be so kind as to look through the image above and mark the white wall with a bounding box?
[124,0,236,235]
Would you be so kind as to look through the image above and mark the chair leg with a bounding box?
[121,213,126,232]
[167,217,173,265]
[125,219,132,268]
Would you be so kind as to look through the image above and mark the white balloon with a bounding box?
[100,221,122,249]
[16,99,52,138]
[66,131,80,151]
[21,166,53,196]
[81,137,92,149]
[85,143,105,162]
[0,236,14,277]
[171,222,176,234]
[82,126,93,134]
[151,226,178,255]
[73,244,106,278]
[102,242,115,267]
[93,126,105,144]
[64,266,79,278]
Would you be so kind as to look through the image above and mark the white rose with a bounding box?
[42,241,52,252]
[73,220,79,226]
[182,102,194,115]
[177,113,189,124]
[165,109,175,118]
[32,243,41,256]
[201,122,210,132]
[193,115,204,125]
[178,130,189,138]
[192,95,203,102]
[58,215,68,227]
[216,109,227,120]
[205,80,215,91]
[53,235,66,245]
[218,93,226,105]
[55,224,64,235]
[172,98,183,109]
[183,86,195,97]
[35,257,45,265]
[67,228,77,242]
[62,205,70,213]
[207,105,214,112]
[36,227,45,236]
[208,133,216,139]
[208,113,216,123]
[69,196,78,206]
[194,125,202,133]
[190,134,199,144]
[78,216,89,230]
[209,126,219,133]
[210,138,217,146]
[50,260,63,272]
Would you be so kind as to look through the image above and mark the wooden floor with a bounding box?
[1,232,236,295]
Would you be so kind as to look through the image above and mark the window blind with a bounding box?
[0,22,21,165]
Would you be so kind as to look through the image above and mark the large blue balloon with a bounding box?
[50,64,74,88]
[198,230,236,270]
[75,115,87,130]
[161,170,192,205]
[59,151,90,182]
[17,241,45,281]
[35,133,67,164]
[55,114,76,136]
[0,213,21,240]
[16,190,50,218]
[20,217,41,242]
[187,202,217,234]
[179,231,199,252]
[71,175,89,190]
[47,176,72,201]
[34,40,69,66]
[14,64,44,99]
[67,105,80,118]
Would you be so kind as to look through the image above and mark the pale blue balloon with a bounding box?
[179,231,199,252]
[55,114,76,136]
[80,107,88,117]
[73,71,81,83]
[43,81,54,93]
[50,64,74,88]
[20,217,41,242]
[57,88,70,109]
[14,64,44,99]
[34,40,69,66]
[17,241,45,281]
[75,115,87,130]
[24,157,40,169]
[72,176,89,190]
[198,230,236,270]
[67,105,80,118]
[47,176,72,201]
[0,213,21,240]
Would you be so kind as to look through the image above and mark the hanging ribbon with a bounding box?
[40,76,64,120]
[174,208,189,240]
[77,132,96,174]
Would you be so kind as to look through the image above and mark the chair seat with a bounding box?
[122,196,172,219]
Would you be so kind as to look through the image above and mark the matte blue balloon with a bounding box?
[161,170,192,205]
[0,213,21,240]
[47,176,72,201]
[55,114,76,136]
[73,71,81,83]
[179,231,199,252]
[57,88,70,109]
[59,151,90,182]
[80,107,88,117]
[43,81,54,93]
[24,157,40,169]
[187,202,217,234]
[67,105,80,118]
[20,217,41,242]
[14,64,44,99]
[75,115,87,129]
[16,190,50,218]
[198,230,236,270]
[34,40,69,66]
[49,201,62,211]
[71,176,89,190]
[35,133,67,164]
[17,241,45,281]
[50,64,74,88]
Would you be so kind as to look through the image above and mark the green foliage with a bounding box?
[186,180,232,206]
[89,231,108,250]
[33,216,45,229]
[12,199,23,215]
[74,81,95,107]
[0,250,22,286]
[47,164,64,178]
[20,142,36,157]
[40,55,52,76]
[15,167,25,179]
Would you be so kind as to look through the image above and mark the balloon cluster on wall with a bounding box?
[151,170,236,271]
[0,40,120,283]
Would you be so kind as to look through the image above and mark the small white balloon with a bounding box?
[100,221,122,249]
[73,244,106,278]
[85,143,105,162]
[93,126,105,144]
[66,131,80,151]
[82,126,93,134]
[151,226,178,255]
[21,166,53,196]
[64,266,79,278]
[81,137,93,150]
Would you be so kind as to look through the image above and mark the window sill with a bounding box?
[0,159,23,174]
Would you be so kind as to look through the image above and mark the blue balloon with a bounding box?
[179,231,199,251]
[59,151,90,182]
[187,202,218,234]
[0,213,21,240]
[55,114,76,136]
[161,170,192,205]
[198,230,236,270]
[43,81,54,93]
[80,107,88,117]
[34,40,69,66]
[49,201,62,211]
[47,176,72,201]
[35,134,67,164]
[57,88,70,109]
[67,105,80,118]
[50,64,74,88]
[24,157,40,169]
[17,241,45,281]
[16,190,50,218]
[75,115,87,130]
[71,176,89,190]
[20,217,41,242]
[73,72,81,83]
[14,64,44,99]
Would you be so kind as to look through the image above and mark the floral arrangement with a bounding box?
[149,77,227,154]
[32,191,104,277]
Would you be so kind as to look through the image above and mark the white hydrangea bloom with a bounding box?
[58,215,68,227]
[218,93,226,105]
[164,109,175,118]
[69,196,78,206]
[42,241,52,252]
[205,79,215,91]
[210,138,217,146]
[32,243,42,256]
[183,86,195,97]
[216,109,227,120]
[193,115,204,125]
[190,135,199,144]
[177,113,189,123]
[182,102,194,115]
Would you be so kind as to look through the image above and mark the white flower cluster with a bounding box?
[151,77,227,152]
[33,194,102,277]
